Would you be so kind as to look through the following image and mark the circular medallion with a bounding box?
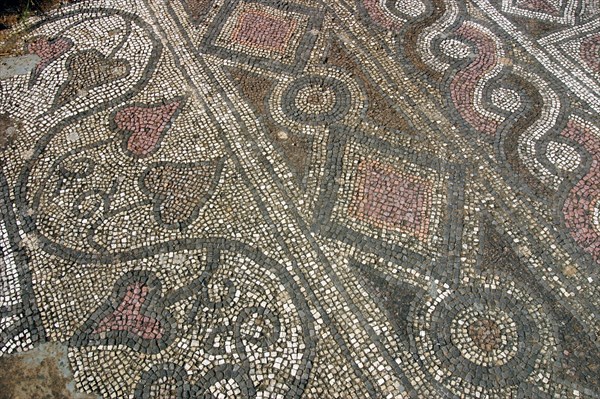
[268,68,365,130]
[409,277,557,395]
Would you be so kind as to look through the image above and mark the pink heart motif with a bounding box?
[27,36,73,84]
[94,282,163,340]
[114,100,182,157]
[69,271,172,354]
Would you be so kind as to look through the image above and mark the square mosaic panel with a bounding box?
[200,0,323,73]
[348,160,434,242]
[313,125,464,259]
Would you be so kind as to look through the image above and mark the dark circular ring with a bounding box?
[280,74,352,125]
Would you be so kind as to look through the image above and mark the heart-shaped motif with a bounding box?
[70,271,172,354]
[140,158,225,230]
[54,49,129,108]
[114,99,182,157]
[27,36,73,85]
[94,282,163,340]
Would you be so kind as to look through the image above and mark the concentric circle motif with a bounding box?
[491,87,522,113]
[268,68,365,130]
[281,75,351,124]
[409,278,557,395]
[294,83,338,117]
[451,307,518,367]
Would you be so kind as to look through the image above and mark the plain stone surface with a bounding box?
[0,54,40,79]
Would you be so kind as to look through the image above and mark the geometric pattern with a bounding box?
[482,0,600,113]
[539,20,600,97]
[349,159,433,241]
[200,0,323,73]
[0,0,598,397]
[314,125,463,260]
[501,0,578,24]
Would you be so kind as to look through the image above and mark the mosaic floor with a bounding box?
[0,0,599,397]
